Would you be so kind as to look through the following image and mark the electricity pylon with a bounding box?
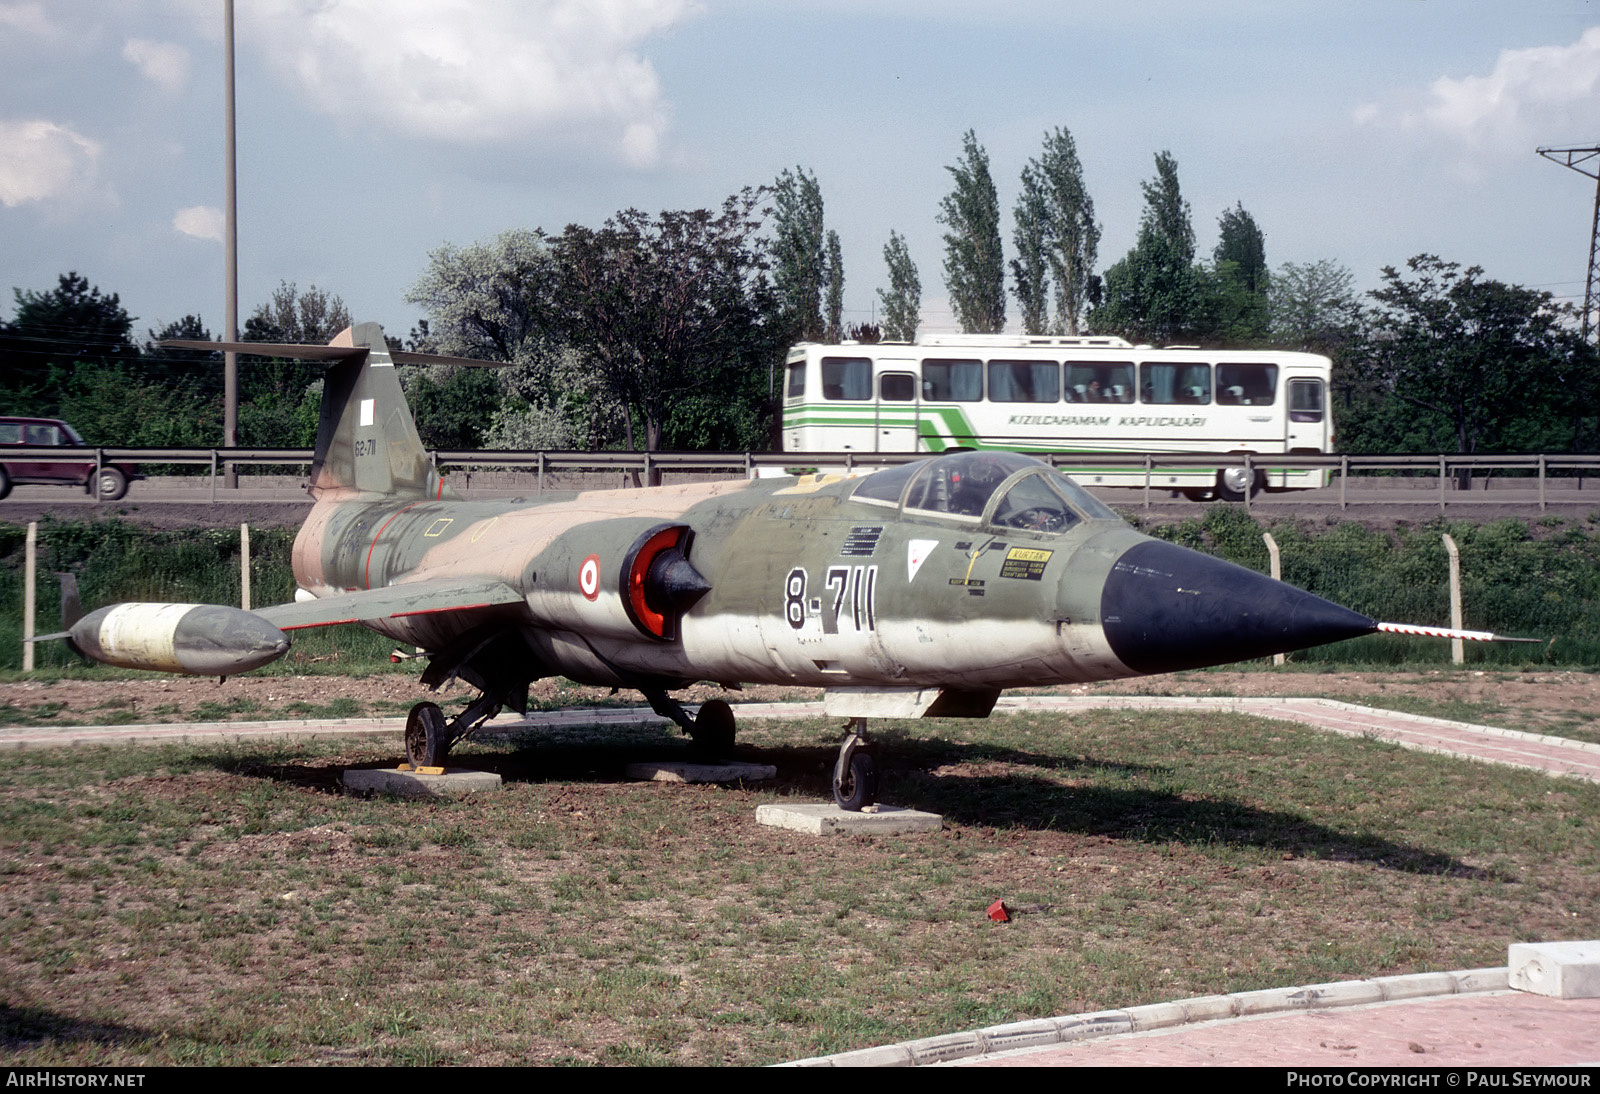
[1538,144,1600,344]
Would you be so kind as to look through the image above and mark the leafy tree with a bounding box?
[772,167,827,344]
[1212,202,1269,341]
[824,230,844,343]
[1093,151,1206,343]
[1,272,141,400]
[143,315,221,397]
[1269,259,1362,352]
[938,130,1005,333]
[878,230,921,342]
[1348,255,1588,464]
[551,189,779,456]
[406,229,614,449]
[237,282,353,447]
[407,229,561,360]
[1010,163,1050,335]
[1012,128,1100,336]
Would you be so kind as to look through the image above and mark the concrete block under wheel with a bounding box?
[342,767,503,797]
[755,802,942,835]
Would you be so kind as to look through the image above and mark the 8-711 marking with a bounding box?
[785,565,878,633]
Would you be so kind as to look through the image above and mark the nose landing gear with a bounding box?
[832,721,877,811]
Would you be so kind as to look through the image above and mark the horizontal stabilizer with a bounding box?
[1376,622,1541,643]
[256,578,526,631]
[157,339,506,368]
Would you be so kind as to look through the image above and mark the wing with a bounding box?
[255,577,526,631]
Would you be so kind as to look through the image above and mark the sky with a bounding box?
[2,0,1598,344]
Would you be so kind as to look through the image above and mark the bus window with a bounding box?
[922,358,983,402]
[1065,361,1135,403]
[1289,379,1325,422]
[821,357,872,400]
[1216,362,1278,406]
[786,361,806,400]
[1140,362,1211,405]
[987,359,1058,403]
[879,372,916,401]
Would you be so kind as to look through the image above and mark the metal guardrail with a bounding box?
[9,446,1600,510]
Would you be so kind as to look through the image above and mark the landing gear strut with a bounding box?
[641,688,738,757]
[832,720,877,812]
[404,686,510,769]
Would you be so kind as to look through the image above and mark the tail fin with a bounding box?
[313,322,438,498]
[160,323,504,500]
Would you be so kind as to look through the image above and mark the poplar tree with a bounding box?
[878,230,921,342]
[938,130,1005,333]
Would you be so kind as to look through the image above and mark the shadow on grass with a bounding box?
[0,1003,147,1053]
[198,720,1486,881]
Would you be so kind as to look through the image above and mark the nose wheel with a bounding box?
[832,723,877,811]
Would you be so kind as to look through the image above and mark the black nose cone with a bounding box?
[1100,539,1376,675]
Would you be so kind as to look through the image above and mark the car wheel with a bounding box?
[97,467,128,501]
[0,466,10,501]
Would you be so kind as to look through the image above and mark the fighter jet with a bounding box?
[45,323,1522,810]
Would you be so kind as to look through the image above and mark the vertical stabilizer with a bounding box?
[311,323,452,499]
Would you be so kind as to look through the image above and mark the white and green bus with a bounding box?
[780,334,1333,500]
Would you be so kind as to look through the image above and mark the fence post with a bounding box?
[1262,532,1285,666]
[1442,533,1464,665]
[1538,455,1547,512]
[23,522,36,673]
[240,522,251,611]
[209,450,218,504]
[94,448,104,505]
[1244,454,1254,513]
[1438,455,1447,513]
[537,451,545,495]
[1143,454,1151,509]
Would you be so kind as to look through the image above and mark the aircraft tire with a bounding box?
[690,699,736,756]
[405,701,449,768]
[832,750,877,812]
[97,468,128,501]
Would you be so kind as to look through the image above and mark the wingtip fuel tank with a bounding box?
[68,603,290,676]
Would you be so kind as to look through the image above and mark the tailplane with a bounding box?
[162,323,502,500]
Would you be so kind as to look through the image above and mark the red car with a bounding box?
[0,417,142,501]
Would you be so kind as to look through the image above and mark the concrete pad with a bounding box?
[342,766,502,797]
[623,760,776,784]
[1509,940,1600,998]
[754,801,943,835]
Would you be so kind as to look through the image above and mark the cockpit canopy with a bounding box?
[850,451,1117,531]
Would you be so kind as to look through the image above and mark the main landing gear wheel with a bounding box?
[832,729,877,812]
[405,701,449,768]
[690,698,737,757]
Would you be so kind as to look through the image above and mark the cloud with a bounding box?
[237,0,701,167]
[123,38,191,92]
[172,205,224,242]
[1357,27,1600,147]
[0,3,53,37]
[0,119,101,207]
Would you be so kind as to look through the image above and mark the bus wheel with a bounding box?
[1216,466,1260,503]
